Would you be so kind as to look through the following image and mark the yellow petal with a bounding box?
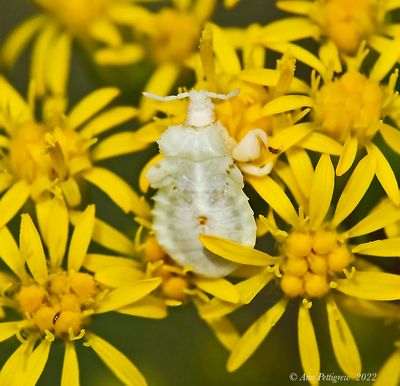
[271,122,312,152]
[46,31,71,95]
[0,76,31,123]
[274,161,307,210]
[0,15,44,67]
[238,68,309,93]
[277,1,314,15]
[332,154,375,227]
[266,42,327,77]
[210,23,241,74]
[80,107,138,138]
[20,214,48,284]
[61,342,79,386]
[380,123,400,154]
[0,321,19,342]
[88,18,121,46]
[0,226,25,278]
[91,131,151,161]
[90,216,136,256]
[336,135,358,176]
[300,132,342,155]
[22,339,52,386]
[375,349,400,386]
[0,180,31,228]
[118,295,167,319]
[200,234,278,266]
[227,298,288,371]
[192,277,240,303]
[139,154,163,193]
[205,317,240,351]
[309,154,334,229]
[286,148,314,199]
[84,254,139,272]
[326,297,361,378]
[319,40,342,73]
[347,199,400,237]
[68,88,120,130]
[82,167,150,216]
[352,237,400,257]
[370,37,400,82]
[30,23,57,96]
[67,205,95,272]
[94,44,144,66]
[95,266,143,288]
[336,271,400,300]
[247,175,299,227]
[262,95,313,116]
[0,342,29,385]
[36,197,68,268]
[95,278,162,313]
[298,305,320,386]
[261,17,318,42]
[86,332,147,386]
[368,143,400,205]
[198,270,274,319]
[139,63,180,121]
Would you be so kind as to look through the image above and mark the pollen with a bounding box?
[314,71,383,142]
[280,228,352,298]
[16,271,98,338]
[321,0,377,55]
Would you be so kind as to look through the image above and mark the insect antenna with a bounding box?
[142,91,190,101]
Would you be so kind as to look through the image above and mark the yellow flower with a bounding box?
[135,0,218,121]
[0,0,151,95]
[0,204,162,386]
[258,46,400,204]
[0,76,149,228]
[77,206,245,351]
[137,23,342,188]
[199,153,400,381]
[268,0,400,56]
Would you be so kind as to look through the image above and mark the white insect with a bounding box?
[144,89,257,278]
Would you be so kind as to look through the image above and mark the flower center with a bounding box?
[34,0,109,36]
[17,272,97,337]
[144,236,189,301]
[8,123,92,183]
[313,71,383,142]
[9,121,47,181]
[279,228,352,299]
[144,9,200,64]
[321,0,377,55]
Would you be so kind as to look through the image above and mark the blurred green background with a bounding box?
[0,0,397,385]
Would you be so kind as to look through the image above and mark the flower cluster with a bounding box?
[0,0,399,385]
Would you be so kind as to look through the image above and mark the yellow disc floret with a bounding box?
[320,0,377,55]
[314,71,383,142]
[280,227,353,299]
[16,271,98,338]
[161,276,188,301]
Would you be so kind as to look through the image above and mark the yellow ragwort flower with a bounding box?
[199,153,400,382]
[0,76,149,228]
[0,0,155,95]
[135,0,218,121]
[260,46,400,204]
[269,0,400,57]
[0,204,162,386]
[81,208,244,351]
[137,23,342,190]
